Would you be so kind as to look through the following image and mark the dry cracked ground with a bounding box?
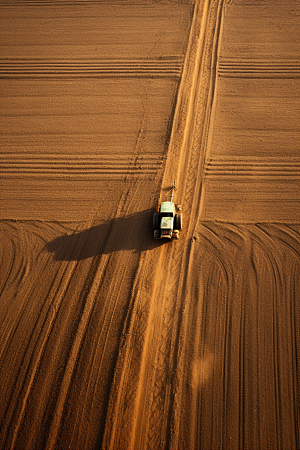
[0,1,299,449]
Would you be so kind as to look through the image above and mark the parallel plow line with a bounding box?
[0,58,183,79]
[205,158,300,178]
[1,154,163,177]
[1,0,114,4]
[218,58,300,78]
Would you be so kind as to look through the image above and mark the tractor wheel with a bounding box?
[153,212,160,230]
[176,213,182,230]
[176,204,182,212]
[154,230,160,239]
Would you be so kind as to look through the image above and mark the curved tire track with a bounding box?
[173,223,300,449]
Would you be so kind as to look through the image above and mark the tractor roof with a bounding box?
[160,201,174,213]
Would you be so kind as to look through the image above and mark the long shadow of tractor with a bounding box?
[47,208,163,261]
[47,182,183,261]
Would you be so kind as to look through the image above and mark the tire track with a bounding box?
[0,223,29,299]
[0,58,183,79]
[100,0,300,448]
[0,222,62,365]
[0,203,115,449]
[44,253,111,450]
[167,1,225,446]
[67,264,128,450]
[172,223,300,449]
[0,181,145,449]
[247,224,295,449]
[102,1,225,448]
[44,181,149,450]
[0,220,96,450]
[102,245,169,450]
[4,261,79,450]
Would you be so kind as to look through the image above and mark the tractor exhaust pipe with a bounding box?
[170,180,176,202]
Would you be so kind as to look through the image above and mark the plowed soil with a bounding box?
[0,1,299,450]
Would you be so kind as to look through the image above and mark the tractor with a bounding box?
[153,181,182,239]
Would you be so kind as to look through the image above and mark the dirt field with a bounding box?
[0,1,299,449]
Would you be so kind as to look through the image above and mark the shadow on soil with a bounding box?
[47,208,165,261]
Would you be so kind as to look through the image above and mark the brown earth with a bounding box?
[0,1,299,450]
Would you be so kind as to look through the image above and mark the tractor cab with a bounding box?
[153,182,182,240]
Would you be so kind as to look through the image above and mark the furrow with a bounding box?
[2,0,112,3]
[1,160,162,165]
[205,165,300,170]
[219,75,299,79]
[218,66,300,70]
[205,176,300,180]
[218,64,299,77]
[205,167,299,171]
[204,159,300,177]
[218,60,300,69]
[0,62,182,68]
[0,169,159,175]
[1,73,181,79]
[1,154,164,161]
[0,59,183,78]
[205,171,300,177]
[1,159,163,174]
[205,161,299,166]
[0,67,182,71]
[218,69,300,73]
[2,161,161,170]
[0,174,159,181]
[0,67,182,72]
[219,64,300,67]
